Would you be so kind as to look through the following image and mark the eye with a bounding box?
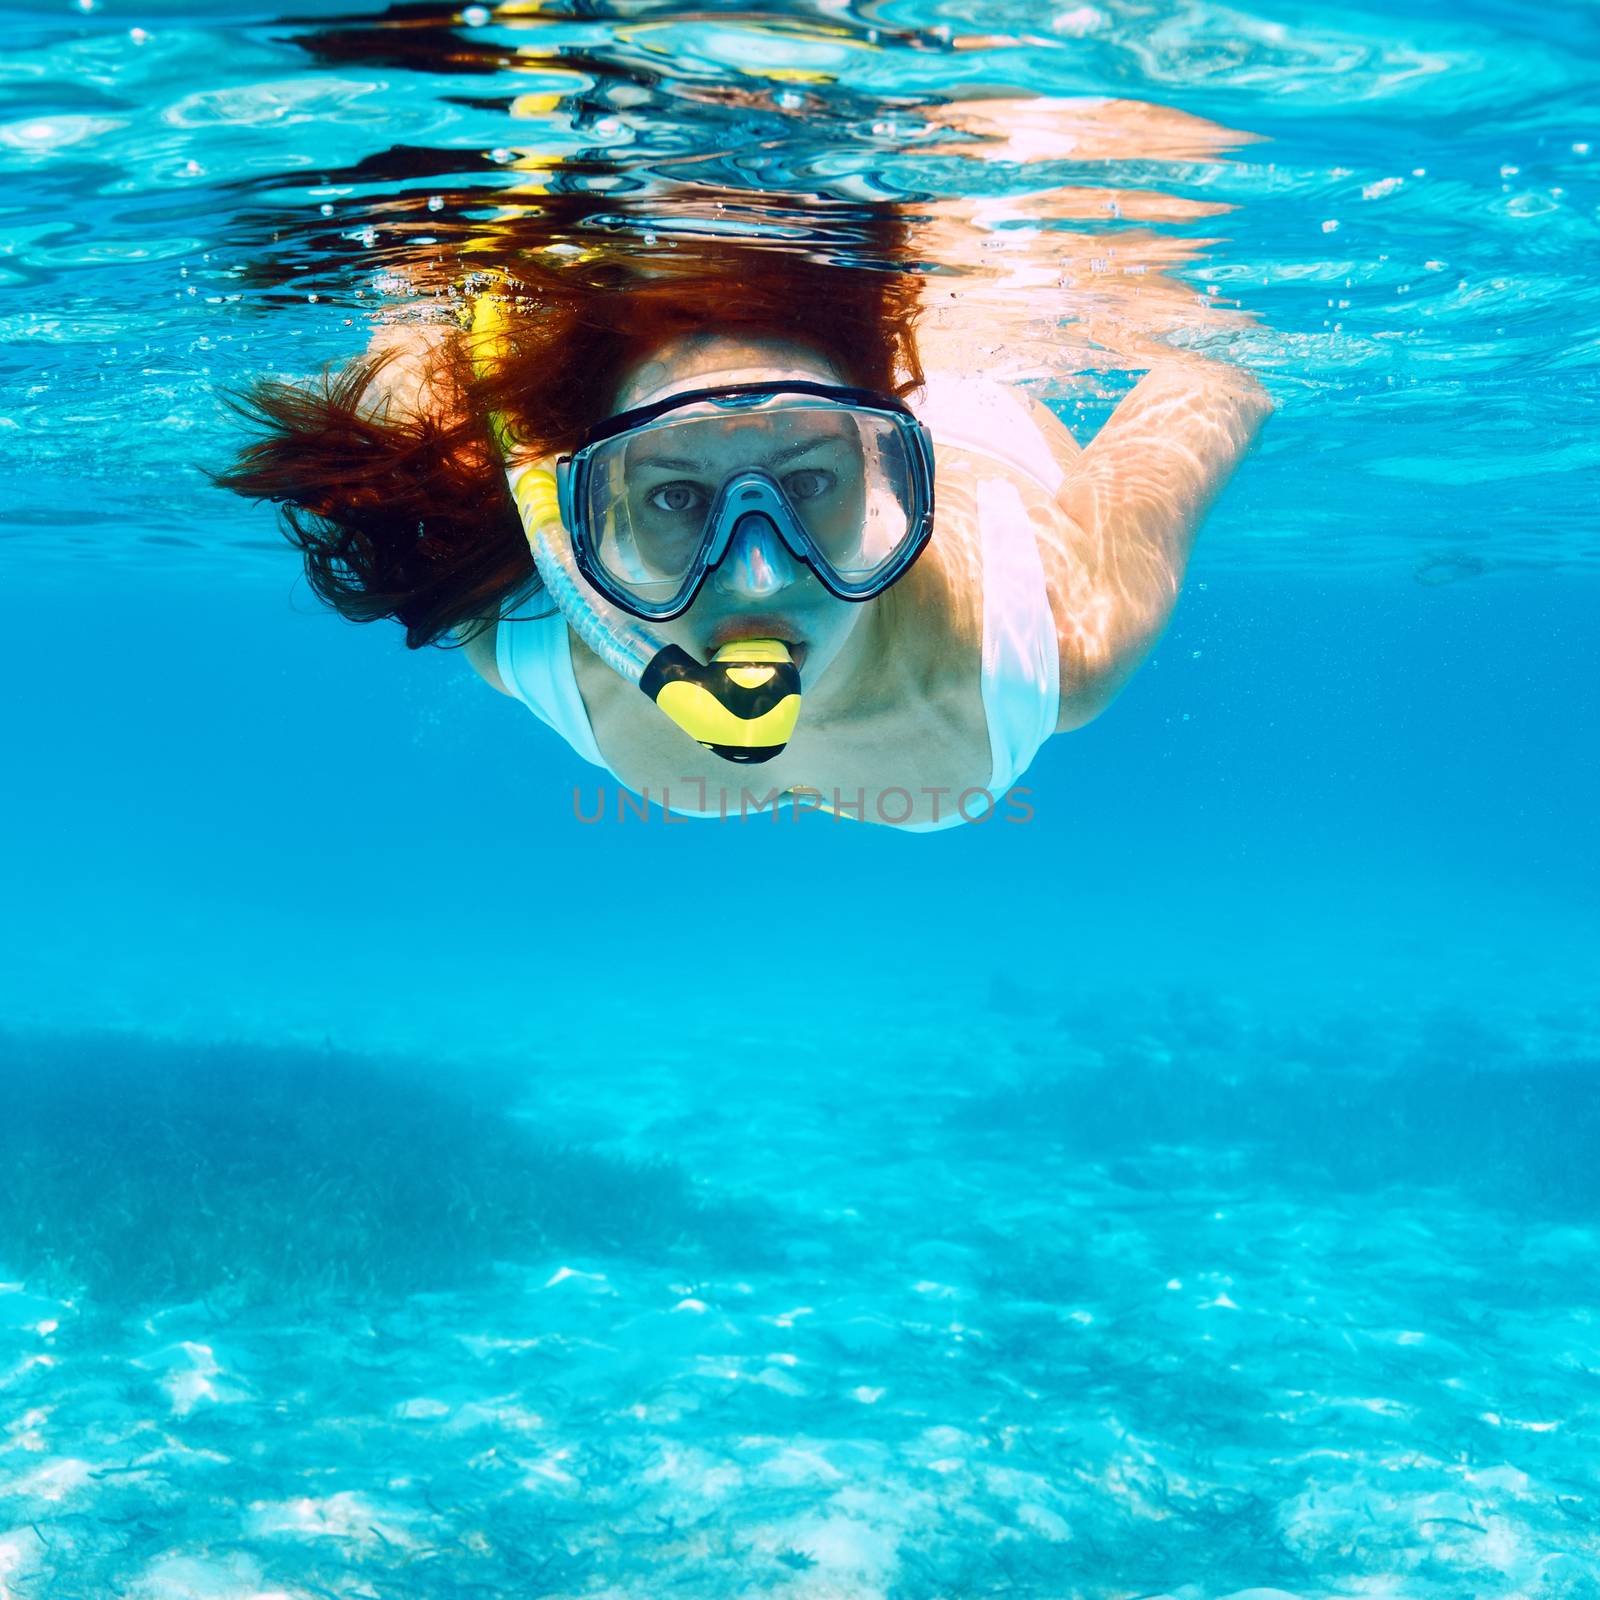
[783,467,836,501]
[645,481,707,516]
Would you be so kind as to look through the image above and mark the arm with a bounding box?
[1041,358,1273,732]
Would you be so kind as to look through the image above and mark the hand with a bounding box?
[914,95,1260,166]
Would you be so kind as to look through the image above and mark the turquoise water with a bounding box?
[2,0,1598,1595]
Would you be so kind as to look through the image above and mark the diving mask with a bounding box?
[555,381,936,621]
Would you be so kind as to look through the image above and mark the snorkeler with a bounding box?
[219,182,1271,831]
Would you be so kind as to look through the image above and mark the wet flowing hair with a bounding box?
[213,202,927,649]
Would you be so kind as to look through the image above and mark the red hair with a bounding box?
[213,201,927,649]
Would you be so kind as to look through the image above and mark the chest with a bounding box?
[574,617,989,823]
[571,443,1048,822]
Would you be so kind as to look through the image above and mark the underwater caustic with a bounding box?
[2,0,1599,1597]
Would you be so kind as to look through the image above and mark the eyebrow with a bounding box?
[635,436,843,474]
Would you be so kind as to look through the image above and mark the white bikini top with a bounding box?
[494,373,1064,833]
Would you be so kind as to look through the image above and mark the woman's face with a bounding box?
[603,332,877,682]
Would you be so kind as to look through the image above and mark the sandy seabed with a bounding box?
[2,988,1597,1600]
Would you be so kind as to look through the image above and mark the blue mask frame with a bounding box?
[554,380,937,623]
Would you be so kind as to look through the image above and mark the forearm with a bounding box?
[1067,362,1268,619]
[1048,361,1272,722]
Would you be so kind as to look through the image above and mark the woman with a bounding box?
[218,191,1271,832]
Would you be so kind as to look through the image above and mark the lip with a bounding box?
[707,616,808,670]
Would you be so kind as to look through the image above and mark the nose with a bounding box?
[710,512,798,599]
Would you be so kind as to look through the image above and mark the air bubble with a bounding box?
[462,4,491,24]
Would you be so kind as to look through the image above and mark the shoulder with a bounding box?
[911,378,1104,735]
[882,415,1071,707]
[899,374,1081,660]
[909,370,1080,489]
[357,320,462,423]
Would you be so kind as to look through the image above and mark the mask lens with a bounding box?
[580,420,710,606]
[575,392,925,609]
[791,410,915,582]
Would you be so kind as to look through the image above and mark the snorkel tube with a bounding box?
[470,289,802,764]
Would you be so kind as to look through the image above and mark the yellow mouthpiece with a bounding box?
[643,637,803,765]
